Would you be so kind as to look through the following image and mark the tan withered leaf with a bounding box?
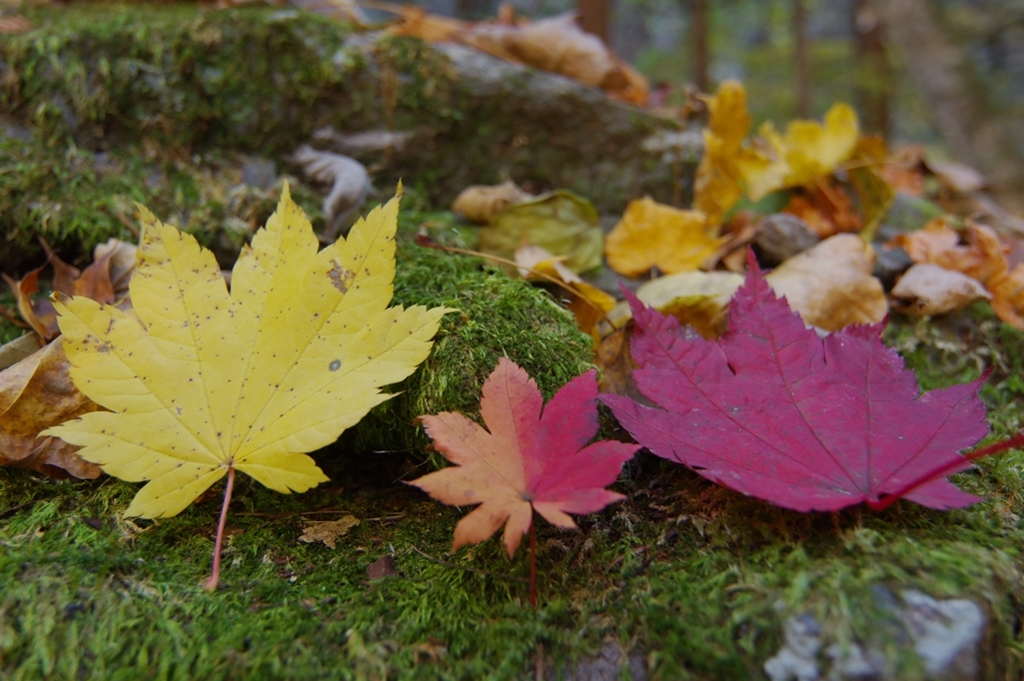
[451,181,532,224]
[0,340,102,479]
[765,234,888,331]
[384,6,647,104]
[605,197,727,277]
[890,264,991,317]
[299,515,360,549]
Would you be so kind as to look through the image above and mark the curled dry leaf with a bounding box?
[0,339,102,479]
[0,334,42,372]
[479,190,603,274]
[924,159,986,194]
[290,145,370,240]
[451,181,532,224]
[765,234,888,332]
[3,242,120,342]
[605,197,727,277]
[890,263,991,317]
[0,14,32,34]
[299,515,361,549]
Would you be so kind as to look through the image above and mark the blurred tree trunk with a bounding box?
[793,0,810,117]
[690,0,709,91]
[852,0,890,135]
[870,0,1024,214]
[578,0,610,44]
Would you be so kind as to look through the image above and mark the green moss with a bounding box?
[0,134,322,270]
[341,210,594,457]
[3,4,352,152]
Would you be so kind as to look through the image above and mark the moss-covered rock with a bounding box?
[0,3,684,244]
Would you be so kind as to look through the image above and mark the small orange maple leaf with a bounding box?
[409,358,638,557]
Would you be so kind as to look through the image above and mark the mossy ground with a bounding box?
[2,303,1024,679]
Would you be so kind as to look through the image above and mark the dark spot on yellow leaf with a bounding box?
[328,262,355,294]
[329,359,341,372]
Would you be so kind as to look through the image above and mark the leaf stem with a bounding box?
[869,431,1024,511]
[204,466,236,592]
[529,515,537,609]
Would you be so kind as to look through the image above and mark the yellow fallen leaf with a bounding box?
[734,122,789,202]
[694,80,753,225]
[605,197,727,277]
[43,184,451,588]
[765,234,887,331]
[781,103,860,188]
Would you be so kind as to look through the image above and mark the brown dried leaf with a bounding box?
[0,340,102,479]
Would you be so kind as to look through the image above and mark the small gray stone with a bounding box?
[753,214,821,267]
[901,590,983,681]
[765,614,822,681]
[871,243,914,291]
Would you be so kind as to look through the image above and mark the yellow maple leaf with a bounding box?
[44,185,450,587]
[780,103,860,188]
[694,80,751,226]
[605,197,727,277]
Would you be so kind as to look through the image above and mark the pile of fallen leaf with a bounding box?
[444,80,1024,372]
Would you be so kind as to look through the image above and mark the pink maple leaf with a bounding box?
[601,254,991,512]
[410,358,640,556]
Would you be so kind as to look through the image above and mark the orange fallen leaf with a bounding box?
[782,183,862,238]
[890,219,1024,328]
[2,241,124,342]
[605,197,726,277]
[409,358,638,558]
